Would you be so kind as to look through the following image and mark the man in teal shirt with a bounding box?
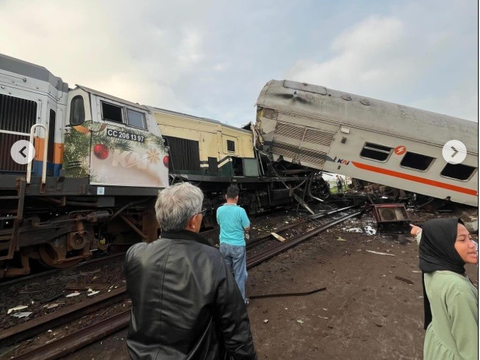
[216,185,251,304]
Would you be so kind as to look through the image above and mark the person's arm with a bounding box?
[448,287,478,360]
[213,258,258,359]
[241,209,251,239]
[410,224,422,245]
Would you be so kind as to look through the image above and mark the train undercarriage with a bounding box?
[0,174,159,278]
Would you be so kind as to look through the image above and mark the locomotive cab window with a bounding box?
[227,140,235,152]
[400,152,434,171]
[70,95,85,125]
[440,163,476,181]
[360,143,392,162]
[126,109,147,130]
[101,102,123,124]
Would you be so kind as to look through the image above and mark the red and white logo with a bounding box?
[394,146,407,156]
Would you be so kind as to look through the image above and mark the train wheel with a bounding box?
[38,244,83,269]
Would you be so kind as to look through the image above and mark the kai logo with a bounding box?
[336,158,350,165]
[111,149,148,170]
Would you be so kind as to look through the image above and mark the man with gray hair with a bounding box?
[125,182,257,360]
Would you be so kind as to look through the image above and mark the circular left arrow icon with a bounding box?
[10,140,36,165]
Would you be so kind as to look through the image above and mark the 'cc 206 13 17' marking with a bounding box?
[106,128,145,143]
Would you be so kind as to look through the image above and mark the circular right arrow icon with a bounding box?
[442,140,467,165]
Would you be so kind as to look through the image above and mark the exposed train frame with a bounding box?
[150,106,331,226]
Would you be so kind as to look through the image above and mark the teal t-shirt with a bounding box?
[216,204,250,246]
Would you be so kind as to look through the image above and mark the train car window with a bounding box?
[400,152,434,171]
[360,143,392,161]
[440,163,476,181]
[70,95,85,125]
[227,140,235,152]
[101,102,123,123]
[126,109,147,129]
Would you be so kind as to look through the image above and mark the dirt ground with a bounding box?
[63,206,478,360]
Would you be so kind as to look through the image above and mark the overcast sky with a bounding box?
[0,0,477,127]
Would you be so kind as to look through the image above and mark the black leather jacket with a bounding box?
[125,230,257,360]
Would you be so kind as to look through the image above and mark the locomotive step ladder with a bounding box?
[0,178,26,261]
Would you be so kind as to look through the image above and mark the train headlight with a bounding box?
[163,156,169,167]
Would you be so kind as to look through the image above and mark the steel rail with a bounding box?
[247,209,364,268]
[0,286,127,348]
[7,208,363,360]
[246,204,358,247]
[0,252,126,288]
[10,311,130,360]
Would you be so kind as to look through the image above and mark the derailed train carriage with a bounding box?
[0,54,169,277]
[255,80,478,208]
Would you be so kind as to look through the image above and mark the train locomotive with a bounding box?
[255,80,478,208]
[2,54,475,278]
[150,106,330,226]
[0,55,328,277]
[0,54,169,277]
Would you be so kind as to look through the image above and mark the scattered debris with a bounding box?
[345,227,363,233]
[271,232,286,242]
[337,237,347,242]
[66,291,81,298]
[7,305,28,314]
[263,319,269,324]
[11,311,32,318]
[43,303,59,310]
[364,225,376,236]
[297,319,304,324]
[87,290,100,297]
[394,276,414,285]
[365,250,395,257]
[66,283,109,291]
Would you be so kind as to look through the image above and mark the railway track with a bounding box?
[0,252,126,289]
[3,205,365,360]
[247,206,364,268]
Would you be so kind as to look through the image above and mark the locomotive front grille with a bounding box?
[0,94,37,172]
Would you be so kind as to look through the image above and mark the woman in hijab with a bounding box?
[410,219,478,360]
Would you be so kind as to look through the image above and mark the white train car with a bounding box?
[255,80,478,206]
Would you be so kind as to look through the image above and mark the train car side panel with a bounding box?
[153,107,255,177]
